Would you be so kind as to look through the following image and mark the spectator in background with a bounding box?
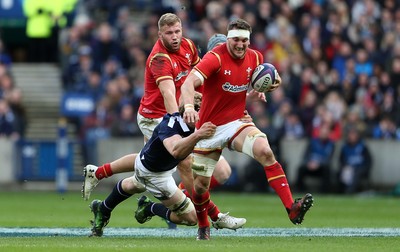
[0,71,15,98]
[81,96,116,164]
[0,39,12,67]
[380,91,399,125]
[283,112,305,140]
[342,106,367,137]
[298,89,317,137]
[354,48,374,77]
[127,47,146,108]
[91,22,123,73]
[23,0,53,62]
[324,90,347,123]
[296,124,335,193]
[63,44,93,92]
[83,71,106,103]
[337,127,372,194]
[312,105,342,142]
[4,88,27,138]
[110,102,140,137]
[372,115,399,140]
[0,98,20,140]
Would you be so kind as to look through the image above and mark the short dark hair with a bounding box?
[227,19,252,33]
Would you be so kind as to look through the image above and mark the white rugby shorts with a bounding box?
[137,113,163,140]
[133,154,178,200]
[194,120,255,153]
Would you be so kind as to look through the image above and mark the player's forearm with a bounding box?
[159,80,179,114]
[180,75,196,106]
[171,133,201,159]
[161,88,179,114]
[164,95,179,114]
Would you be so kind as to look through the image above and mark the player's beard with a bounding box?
[162,37,181,52]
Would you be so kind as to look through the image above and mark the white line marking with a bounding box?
[1,228,400,237]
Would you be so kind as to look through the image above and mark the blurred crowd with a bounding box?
[56,0,400,145]
[0,39,26,140]
[1,0,400,192]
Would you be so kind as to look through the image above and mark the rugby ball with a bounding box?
[251,63,278,92]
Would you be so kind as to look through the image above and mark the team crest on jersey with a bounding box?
[246,67,252,80]
[222,82,249,93]
[185,53,191,65]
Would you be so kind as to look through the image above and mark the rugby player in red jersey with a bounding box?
[180,18,314,240]
[83,13,245,231]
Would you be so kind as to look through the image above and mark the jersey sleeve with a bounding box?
[193,52,221,79]
[149,54,174,85]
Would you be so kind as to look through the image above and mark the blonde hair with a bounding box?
[158,13,181,30]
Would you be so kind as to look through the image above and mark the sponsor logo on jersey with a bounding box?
[222,82,249,93]
[175,70,189,82]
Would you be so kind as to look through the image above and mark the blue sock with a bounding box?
[150,203,172,221]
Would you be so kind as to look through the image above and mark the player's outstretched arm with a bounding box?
[181,71,202,124]
[164,122,216,160]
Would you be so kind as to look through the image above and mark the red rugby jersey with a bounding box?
[138,38,200,118]
[194,43,263,127]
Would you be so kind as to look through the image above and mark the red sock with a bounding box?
[209,176,221,190]
[192,188,210,228]
[95,163,113,180]
[207,200,220,221]
[264,162,293,211]
[180,181,219,220]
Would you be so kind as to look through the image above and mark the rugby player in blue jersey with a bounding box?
[88,93,219,236]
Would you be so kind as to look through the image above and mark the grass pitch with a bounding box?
[0,190,399,251]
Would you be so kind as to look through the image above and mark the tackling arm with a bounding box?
[163,122,216,160]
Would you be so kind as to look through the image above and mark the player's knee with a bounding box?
[122,176,145,194]
[194,177,210,194]
[214,161,231,184]
[121,178,136,193]
[256,146,275,162]
[185,212,198,226]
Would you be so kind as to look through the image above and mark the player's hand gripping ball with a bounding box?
[251,63,279,93]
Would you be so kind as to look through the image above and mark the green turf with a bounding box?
[1,191,399,251]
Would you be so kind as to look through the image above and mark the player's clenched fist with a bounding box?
[196,122,216,139]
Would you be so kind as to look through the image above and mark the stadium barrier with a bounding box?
[1,137,399,189]
[96,138,400,189]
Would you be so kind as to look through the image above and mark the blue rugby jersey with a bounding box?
[139,112,194,172]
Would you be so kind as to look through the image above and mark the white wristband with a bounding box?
[184,104,194,112]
